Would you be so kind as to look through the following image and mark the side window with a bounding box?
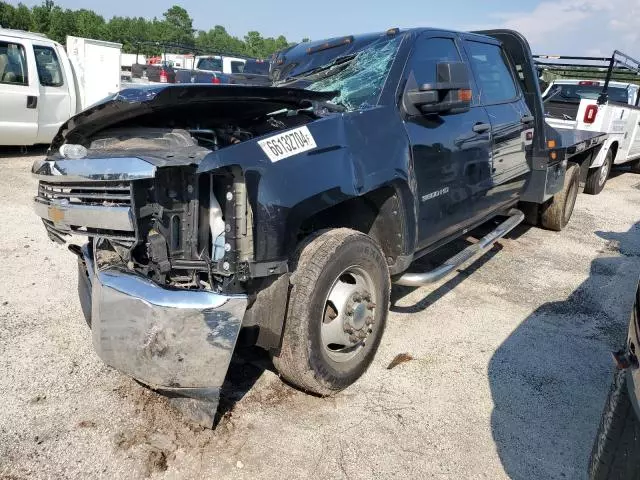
[0,41,29,86]
[198,58,223,71]
[231,61,245,73]
[408,37,462,86]
[464,41,518,104]
[33,45,64,87]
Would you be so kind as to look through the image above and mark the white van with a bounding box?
[0,29,121,146]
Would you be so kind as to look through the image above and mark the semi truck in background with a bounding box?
[0,28,121,146]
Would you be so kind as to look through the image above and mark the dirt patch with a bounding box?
[77,420,96,429]
[29,394,46,404]
[143,449,168,477]
[110,381,214,476]
[242,377,298,408]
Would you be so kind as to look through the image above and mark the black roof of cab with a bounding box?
[270,28,503,82]
[271,31,392,82]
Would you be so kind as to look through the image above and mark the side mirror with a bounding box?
[406,62,472,115]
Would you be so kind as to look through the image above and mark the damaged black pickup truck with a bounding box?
[33,28,607,426]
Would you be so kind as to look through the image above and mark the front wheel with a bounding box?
[273,228,390,395]
[585,149,614,195]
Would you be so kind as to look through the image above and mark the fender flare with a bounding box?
[590,138,619,168]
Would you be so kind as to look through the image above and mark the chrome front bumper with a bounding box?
[79,246,248,427]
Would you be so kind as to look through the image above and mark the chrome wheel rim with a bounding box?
[321,266,377,363]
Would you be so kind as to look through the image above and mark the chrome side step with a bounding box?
[394,209,525,287]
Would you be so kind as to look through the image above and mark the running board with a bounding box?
[394,209,525,287]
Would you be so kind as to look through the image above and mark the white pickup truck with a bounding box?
[537,52,640,194]
[0,29,121,146]
[193,55,247,74]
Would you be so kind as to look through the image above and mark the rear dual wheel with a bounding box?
[540,162,580,231]
[273,228,390,395]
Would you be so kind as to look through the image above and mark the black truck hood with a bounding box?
[51,84,338,150]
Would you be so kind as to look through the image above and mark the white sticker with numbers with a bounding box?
[258,126,317,162]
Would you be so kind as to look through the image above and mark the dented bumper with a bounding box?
[79,245,247,426]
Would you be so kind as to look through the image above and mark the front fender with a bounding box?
[198,107,414,262]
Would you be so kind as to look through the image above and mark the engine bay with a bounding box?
[81,108,317,293]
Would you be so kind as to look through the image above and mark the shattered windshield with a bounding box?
[291,36,403,111]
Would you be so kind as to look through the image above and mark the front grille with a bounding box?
[38,181,132,207]
[35,180,137,244]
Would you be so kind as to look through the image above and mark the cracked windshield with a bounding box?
[297,36,402,110]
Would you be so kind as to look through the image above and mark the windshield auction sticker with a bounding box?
[258,126,317,162]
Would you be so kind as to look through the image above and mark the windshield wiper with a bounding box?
[312,100,348,113]
[278,54,358,85]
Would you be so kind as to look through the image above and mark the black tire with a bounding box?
[589,369,640,480]
[540,162,579,231]
[272,228,390,395]
[585,149,614,195]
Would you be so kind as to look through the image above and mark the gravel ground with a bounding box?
[1,150,640,480]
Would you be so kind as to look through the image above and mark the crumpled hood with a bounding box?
[51,84,338,150]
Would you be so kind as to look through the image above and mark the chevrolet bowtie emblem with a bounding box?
[48,206,65,223]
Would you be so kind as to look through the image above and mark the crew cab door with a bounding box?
[401,33,493,247]
[0,37,39,146]
[462,37,532,202]
[32,43,73,144]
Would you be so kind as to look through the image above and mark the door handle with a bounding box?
[521,115,535,124]
[473,122,491,134]
[26,96,38,109]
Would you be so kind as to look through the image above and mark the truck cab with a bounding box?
[0,28,75,146]
[0,29,121,146]
[194,55,247,74]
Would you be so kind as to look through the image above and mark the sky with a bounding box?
[10,0,640,57]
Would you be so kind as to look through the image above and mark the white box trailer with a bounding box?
[66,35,121,111]
[163,53,194,69]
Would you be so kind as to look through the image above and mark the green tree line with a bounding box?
[0,0,301,57]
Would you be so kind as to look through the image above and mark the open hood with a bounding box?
[51,84,338,150]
